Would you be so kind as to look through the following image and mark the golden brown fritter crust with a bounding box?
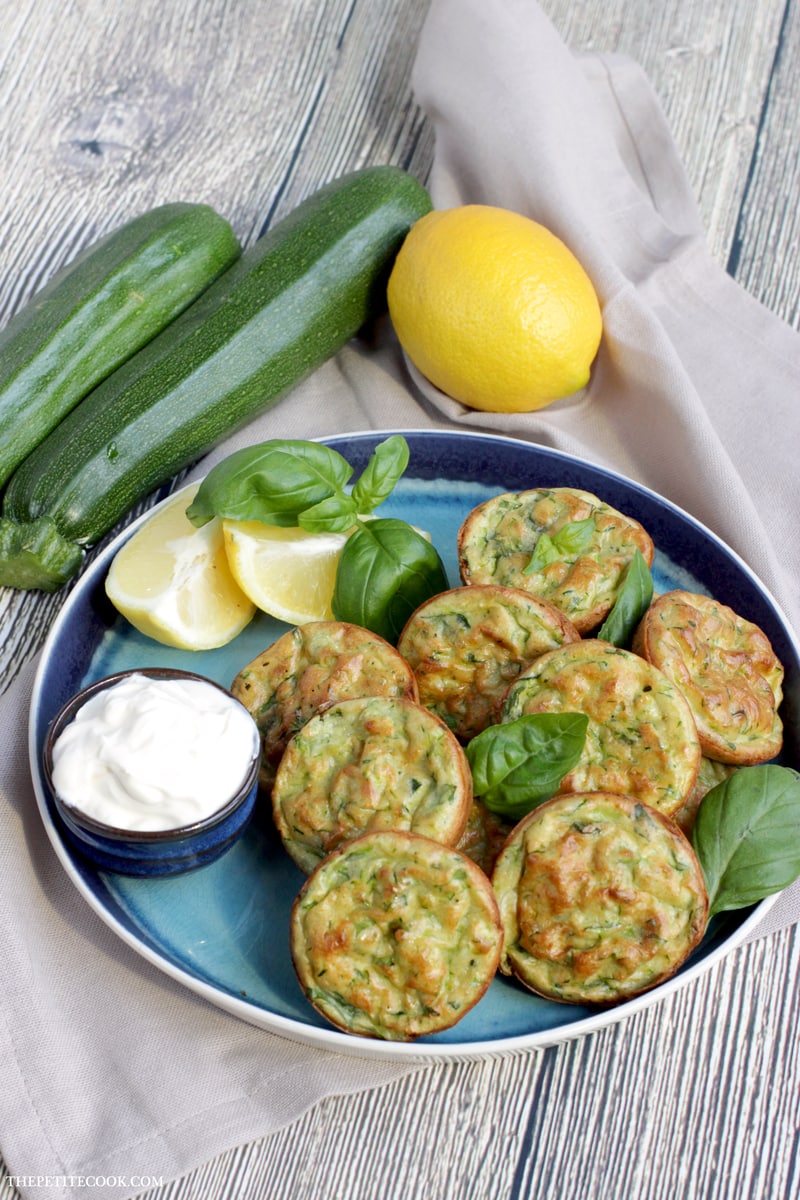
[397,584,580,741]
[457,487,654,634]
[491,791,709,1005]
[633,590,784,764]
[231,621,418,790]
[272,696,472,873]
[290,830,503,1040]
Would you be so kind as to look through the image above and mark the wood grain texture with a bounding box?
[727,0,800,327]
[0,0,433,684]
[538,0,789,264]
[0,2,798,1199]
[125,928,800,1200]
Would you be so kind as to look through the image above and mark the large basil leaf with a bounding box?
[466,712,589,820]
[331,518,448,643]
[186,440,353,527]
[692,764,800,917]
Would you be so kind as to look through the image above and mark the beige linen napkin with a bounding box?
[409,0,800,939]
[2,1,799,1196]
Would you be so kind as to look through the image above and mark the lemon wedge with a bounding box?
[222,519,351,625]
[105,484,257,650]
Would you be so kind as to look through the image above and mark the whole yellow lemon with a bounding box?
[387,205,603,413]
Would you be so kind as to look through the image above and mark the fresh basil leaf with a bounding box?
[331,518,448,643]
[351,435,410,514]
[523,532,559,572]
[597,550,654,647]
[466,712,589,820]
[186,440,353,527]
[524,517,595,574]
[297,492,359,533]
[691,764,800,917]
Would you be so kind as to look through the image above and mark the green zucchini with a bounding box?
[0,166,432,591]
[0,202,241,488]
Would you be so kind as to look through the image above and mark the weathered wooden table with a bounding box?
[1,2,798,1197]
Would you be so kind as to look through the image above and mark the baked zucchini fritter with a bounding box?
[397,584,580,741]
[492,791,709,1004]
[231,620,418,790]
[290,830,503,1040]
[272,696,472,873]
[632,590,784,764]
[457,487,654,633]
[501,639,701,816]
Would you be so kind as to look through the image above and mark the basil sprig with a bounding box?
[185,434,446,642]
[597,549,654,647]
[692,764,800,918]
[465,712,589,820]
[185,435,410,531]
[331,518,448,644]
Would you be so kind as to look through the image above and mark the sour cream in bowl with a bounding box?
[42,667,261,876]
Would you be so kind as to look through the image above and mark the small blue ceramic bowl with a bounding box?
[42,667,260,877]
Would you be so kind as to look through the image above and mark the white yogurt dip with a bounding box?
[50,672,259,832]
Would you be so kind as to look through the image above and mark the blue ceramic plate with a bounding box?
[29,430,800,1062]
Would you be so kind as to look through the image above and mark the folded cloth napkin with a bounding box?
[2,1,799,1196]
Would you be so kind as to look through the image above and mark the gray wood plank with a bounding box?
[538,0,788,264]
[127,925,800,1200]
[727,1,800,327]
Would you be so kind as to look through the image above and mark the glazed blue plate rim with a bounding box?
[28,428,797,1063]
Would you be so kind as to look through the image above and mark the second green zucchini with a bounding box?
[0,166,432,591]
